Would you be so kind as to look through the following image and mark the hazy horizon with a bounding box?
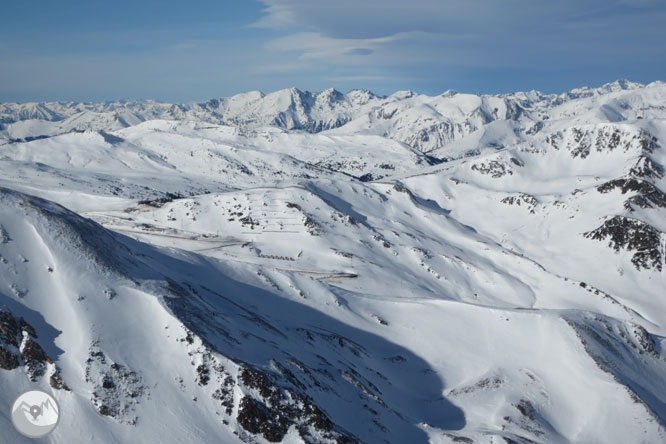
[2,78,663,105]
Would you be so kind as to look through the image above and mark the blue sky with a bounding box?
[1,0,665,102]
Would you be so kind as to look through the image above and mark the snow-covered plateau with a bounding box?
[0,80,665,444]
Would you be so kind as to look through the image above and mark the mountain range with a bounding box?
[0,80,665,444]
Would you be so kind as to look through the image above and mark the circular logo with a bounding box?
[11,390,60,438]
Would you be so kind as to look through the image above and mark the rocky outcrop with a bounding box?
[0,309,68,389]
[237,366,355,444]
[471,160,514,178]
[584,216,664,271]
[85,343,147,424]
[501,193,539,213]
[597,178,666,210]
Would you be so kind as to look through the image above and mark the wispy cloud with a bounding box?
[252,0,666,93]
[266,32,400,61]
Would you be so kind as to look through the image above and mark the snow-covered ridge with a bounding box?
[3,79,664,154]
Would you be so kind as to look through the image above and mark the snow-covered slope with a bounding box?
[1,81,666,444]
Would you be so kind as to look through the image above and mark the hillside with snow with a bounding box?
[1,80,666,444]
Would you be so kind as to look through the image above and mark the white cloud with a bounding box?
[266,32,400,61]
[254,0,666,77]
[254,0,657,38]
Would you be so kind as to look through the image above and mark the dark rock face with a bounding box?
[193,351,235,415]
[471,160,513,178]
[0,309,68,387]
[237,366,356,444]
[636,130,659,153]
[176,315,357,444]
[239,215,260,230]
[21,338,52,379]
[0,347,20,370]
[501,193,539,214]
[630,324,659,357]
[196,364,210,386]
[0,312,20,371]
[594,127,624,152]
[570,128,591,158]
[237,396,289,442]
[50,372,68,390]
[0,310,20,348]
[584,216,664,271]
[597,178,666,210]
[630,155,664,179]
